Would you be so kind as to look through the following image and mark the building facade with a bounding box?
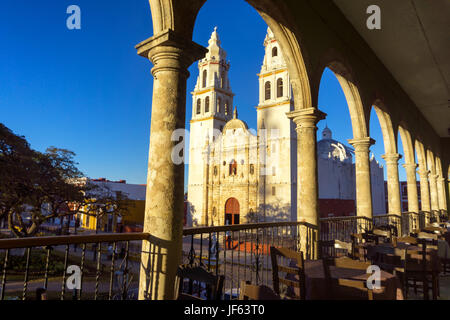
[187,27,386,227]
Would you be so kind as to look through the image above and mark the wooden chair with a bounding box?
[350,233,369,261]
[366,245,403,273]
[373,228,392,243]
[239,281,281,300]
[322,257,373,300]
[418,232,439,241]
[423,226,446,236]
[318,240,352,259]
[395,236,418,246]
[270,246,306,300]
[175,264,224,300]
[395,243,439,300]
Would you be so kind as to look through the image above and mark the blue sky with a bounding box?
[0,0,407,190]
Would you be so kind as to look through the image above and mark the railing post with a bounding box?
[135,30,207,300]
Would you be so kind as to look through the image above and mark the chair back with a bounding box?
[373,228,391,241]
[322,257,373,300]
[319,240,352,258]
[175,264,224,300]
[239,281,281,300]
[418,232,438,240]
[270,246,306,300]
[395,236,418,245]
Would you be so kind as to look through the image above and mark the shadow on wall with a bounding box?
[186,202,197,227]
[249,202,291,223]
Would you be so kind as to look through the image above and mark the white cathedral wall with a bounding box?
[370,160,387,215]
[318,158,355,200]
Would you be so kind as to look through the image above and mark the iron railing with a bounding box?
[181,221,318,300]
[372,214,402,236]
[319,216,372,242]
[0,209,447,300]
[0,233,148,300]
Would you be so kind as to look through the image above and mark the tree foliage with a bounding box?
[0,124,130,237]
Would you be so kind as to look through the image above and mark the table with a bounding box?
[301,260,404,300]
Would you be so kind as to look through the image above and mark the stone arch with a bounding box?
[315,54,368,139]
[148,0,314,111]
[435,155,443,178]
[370,101,397,154]
[426,149,436,174]
[415,139,428,170]
[398,124,415,164]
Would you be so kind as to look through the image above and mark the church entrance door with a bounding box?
[225,198,240,225]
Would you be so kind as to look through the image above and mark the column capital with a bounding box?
[286,108,326,128]
[382,153,402,165]
[348,137,375,152]
[402,163,418,170]
[136,29,207,76]
[418,169,430,177]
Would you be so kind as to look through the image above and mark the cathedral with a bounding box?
[187,27,385,227]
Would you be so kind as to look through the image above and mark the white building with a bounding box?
[187,27,386,227]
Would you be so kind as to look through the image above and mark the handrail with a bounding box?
[319,216,372,222]
[373,214,402,219]
[183,221,318,235]
[0,232,150,250]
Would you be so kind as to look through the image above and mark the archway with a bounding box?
[225,197,240,225]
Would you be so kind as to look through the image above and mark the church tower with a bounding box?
[256,27,297,221]
[187,27,234,225]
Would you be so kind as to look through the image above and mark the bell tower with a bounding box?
[256,27,297,221]
[188,27,235,226]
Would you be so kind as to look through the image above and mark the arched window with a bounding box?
[272,47,278,57]
[250,164,255,175]
[202,70,207,88]
[229,160,237,176]
[277,78,283,98]
[265,82,271,101]
[196,99,201,115]
[205,97,210,113]
[214,166,218,176]
[217,97,222,113]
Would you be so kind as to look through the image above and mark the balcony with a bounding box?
[0,210,448,300]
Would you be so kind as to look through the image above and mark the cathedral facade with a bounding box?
[187,28,385,227]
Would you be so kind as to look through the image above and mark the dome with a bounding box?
[317,127,354,163]
[322,126,332,139]
[223,118,248,132]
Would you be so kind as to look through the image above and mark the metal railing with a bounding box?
[373,214,402,236]
[0,209,447,300]
[0,233,148,300]
[181,221,318,300]
[319,216,372,242]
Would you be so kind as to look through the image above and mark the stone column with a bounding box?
[382,153,402,215]
[429,173,439,211]
[287,108,326,258]
[402,163,419,213]
[418,168,431,211]
[348,137,375,219]
[135,30,207,300]
[438,177,448,211]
